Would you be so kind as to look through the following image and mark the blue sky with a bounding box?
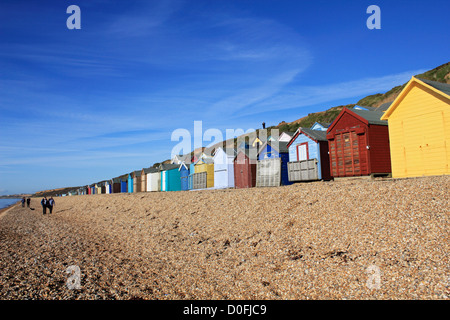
[0,0,449,195]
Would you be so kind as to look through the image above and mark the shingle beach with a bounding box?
[0,176,448,300]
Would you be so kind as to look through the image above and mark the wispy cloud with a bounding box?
[236,69,428,117]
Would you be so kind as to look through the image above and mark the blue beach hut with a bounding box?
[120,174,128,193]
[287,127,331,181]
[179,162,190,191]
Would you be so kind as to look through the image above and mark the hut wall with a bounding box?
[147,172,161,192]
[234,152,256,189]
[180,166,190,191]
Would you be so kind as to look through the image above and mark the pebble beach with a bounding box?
[0,176,449,300]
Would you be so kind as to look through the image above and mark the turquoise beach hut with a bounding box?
[160,163,181,192]
[127,172,134,193]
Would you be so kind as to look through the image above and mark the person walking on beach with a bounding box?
[26,198,31,208]
[41,197,48,215]
[48,197,55,214]
[21,197,25,207]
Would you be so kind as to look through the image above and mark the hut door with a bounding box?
[331,132,361,177]
[343,132,360,176]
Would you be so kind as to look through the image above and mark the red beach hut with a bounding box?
[234,149,257,189]
[326,108,391,178]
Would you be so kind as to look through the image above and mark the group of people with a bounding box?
[21,197,31,208]
[40,197,55,215]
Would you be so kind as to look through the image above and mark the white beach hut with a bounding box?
[213,147,236,189]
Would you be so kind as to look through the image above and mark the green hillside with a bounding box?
[357,62,450,107]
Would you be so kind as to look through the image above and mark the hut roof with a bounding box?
[377,102,393,112]
[159,163,179,171]
[195,157,214,165]
[381,77,450,120]
[418,78,450,96]
[132,170,141,177]
[349,109,387,126]
[258,140,289,155]
[142,167,159,174]
[300,128,328,142]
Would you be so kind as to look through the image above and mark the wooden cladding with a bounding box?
[329,131,365,177]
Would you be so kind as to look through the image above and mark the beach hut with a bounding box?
[380,77,450,178]
[213,147,236,189]
[234,149,257,189]
[120,174,128,193]
[132,170,142,193]
[141,168,151,192]
[145,167,160,192]
[326,108,391,178]
[97,181,105,194]
[194,157,214,188]
[179,162,191,191]
[89,183,96,195]
[287,128,331,182]
[96,182,102,194]
[278,131,295,142]
[112,177,121,193]
[107,180,112,194]
[160,163,182,192]
[257,141,292,186]
[127,173,134,193]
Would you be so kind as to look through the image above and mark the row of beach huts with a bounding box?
[62,77,450,196]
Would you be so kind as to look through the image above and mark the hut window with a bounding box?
[297,142,309,161]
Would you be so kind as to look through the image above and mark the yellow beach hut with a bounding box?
[380,77,450,178]
[194,157,215,188]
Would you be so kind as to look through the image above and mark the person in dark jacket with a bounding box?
[41,197,48,215]
[26,198,31,208]
[48,197,55,214]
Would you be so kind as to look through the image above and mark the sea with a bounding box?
[0,198,21,209]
